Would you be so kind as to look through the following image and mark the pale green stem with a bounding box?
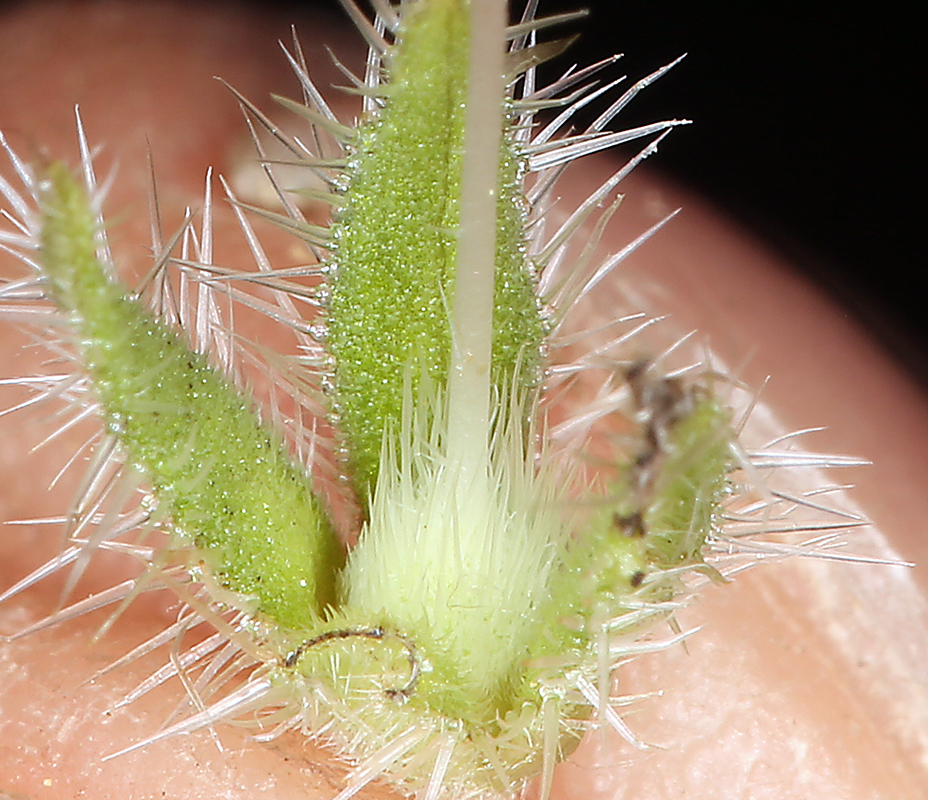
[447,0,507,489]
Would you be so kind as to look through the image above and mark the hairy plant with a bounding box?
[0,2,878,798]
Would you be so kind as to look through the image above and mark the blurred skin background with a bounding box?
[1,2,927,798]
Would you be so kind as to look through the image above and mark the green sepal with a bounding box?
[327,0,544,496]
[39,162,343,631]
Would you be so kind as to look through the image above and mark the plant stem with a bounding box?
[447,0,507,489]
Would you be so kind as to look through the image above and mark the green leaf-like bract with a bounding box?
[328,0,543,495]
[39,162,343,631]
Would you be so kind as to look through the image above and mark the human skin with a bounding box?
[1,2,927,799]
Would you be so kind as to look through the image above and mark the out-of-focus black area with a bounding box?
[555,1,926,384]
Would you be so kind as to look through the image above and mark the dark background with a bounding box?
[553,1,926,384]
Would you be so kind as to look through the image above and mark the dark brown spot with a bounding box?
[613,510,646,538]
